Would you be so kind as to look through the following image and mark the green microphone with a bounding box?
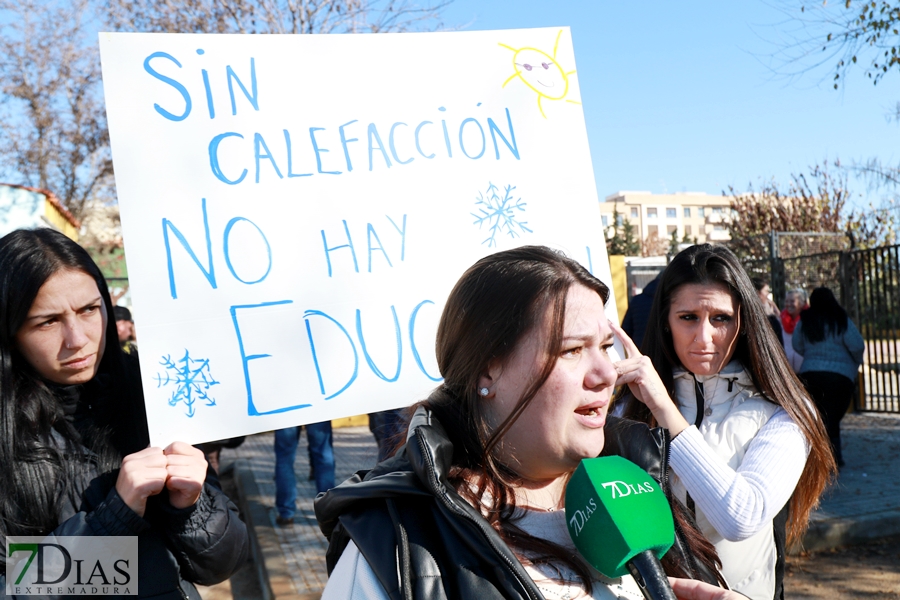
[565,456,677,600]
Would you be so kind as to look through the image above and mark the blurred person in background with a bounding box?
[793,287,865,468]
[114,304,138,355]
[780,289,807,372]
[750,277,783,345]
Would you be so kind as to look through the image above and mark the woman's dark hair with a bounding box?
[749,276,769,293]
[799,287,848,343]
[622,244,836,545]
[418,245,719,589]
[0,228,148,540]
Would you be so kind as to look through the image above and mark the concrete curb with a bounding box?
[796,508,900,554]
[232,458,313,600]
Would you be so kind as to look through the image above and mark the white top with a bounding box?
[669,412,808,541]
[668,363,810,600]
[322,509,646,599]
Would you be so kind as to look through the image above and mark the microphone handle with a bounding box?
[625,550,677,600]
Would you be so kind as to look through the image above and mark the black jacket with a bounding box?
[621,276,660,350]
[0,365,250,599]
[315,407,719,600]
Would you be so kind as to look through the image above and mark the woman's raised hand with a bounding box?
[116,447,169,517]
[609,321,689,437]
[163,442,208,509]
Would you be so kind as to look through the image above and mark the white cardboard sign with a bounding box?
[99,28,615,446]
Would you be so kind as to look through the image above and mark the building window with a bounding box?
[616,214,623,226]
[713,224,725,231]
[712,207,723,214]
[685,225,692,236]
[647,225,658,236]
[631,206,639,218]
[684,207,691,218]
[647,207,657,218]
[602,215,609,227]
[667,225,677,235]
[666,207,677,219]
[698,207,705,218]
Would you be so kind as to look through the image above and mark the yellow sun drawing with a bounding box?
[500,29,581,118]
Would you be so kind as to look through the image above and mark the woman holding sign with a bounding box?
[0,228,249,599]
[316,246,732,599]
[614,244,834,600]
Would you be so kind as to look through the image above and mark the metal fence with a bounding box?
[850,246,900,412]
[736,236,900,413]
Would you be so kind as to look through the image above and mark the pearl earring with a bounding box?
[479,387,489,397]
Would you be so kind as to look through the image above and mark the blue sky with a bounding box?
[444,1,900,205]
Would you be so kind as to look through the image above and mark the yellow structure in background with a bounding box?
[0,184,80,241]
[43,197,80,240]
[608,254,628,324]
[333,414,369,428]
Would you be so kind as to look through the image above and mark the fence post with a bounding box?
[769,231,785,308]
[839,251,860,325]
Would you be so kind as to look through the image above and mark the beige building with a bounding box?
[598,191,734,246]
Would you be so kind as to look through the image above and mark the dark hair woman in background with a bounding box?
[792,287,865,468]
[0,228,249,598]
[317,246,731,600]
[616,244,834,600]
[750,277,783,345]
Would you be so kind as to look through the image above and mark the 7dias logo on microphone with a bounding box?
[5,536,138,596]
[601,479,657,499]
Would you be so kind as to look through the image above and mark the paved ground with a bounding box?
[785,535,900,599]
[220,411,900,599]
[227,426,381,599]
[801,412,900,553]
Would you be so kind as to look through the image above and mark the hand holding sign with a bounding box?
[116,447,169,517]
[163,442,208,509]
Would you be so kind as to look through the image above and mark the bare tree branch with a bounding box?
[765,0,900,88]
[103,0,452,35]
[725,161,897,256]
[0,0,113,220]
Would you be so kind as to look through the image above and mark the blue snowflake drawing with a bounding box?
[155,350,220,418]
[471,182,533,247]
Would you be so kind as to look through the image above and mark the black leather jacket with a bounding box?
[315,407,719,600]
[1,471,250,600]
[0,365,250,600]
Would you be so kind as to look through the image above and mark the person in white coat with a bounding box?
[615,244,835,600]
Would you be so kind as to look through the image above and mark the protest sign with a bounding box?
[99,28,615,445]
